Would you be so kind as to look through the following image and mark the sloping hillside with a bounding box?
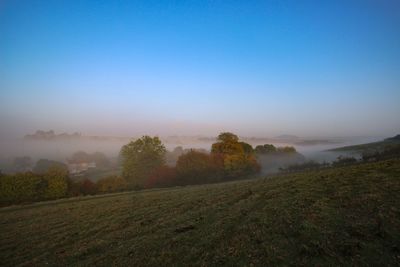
[328,135,400,154]
[1,160,399,266]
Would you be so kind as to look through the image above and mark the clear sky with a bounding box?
[1,0,399,138]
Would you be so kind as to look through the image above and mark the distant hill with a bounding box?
[294,139,340,146]
[274,135,341,146]
[274,134,300,140]
[329,134,400,153]
[385,134,400,141]
[24,130,133,142]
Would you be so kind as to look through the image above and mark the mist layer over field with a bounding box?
[0,134,379,174]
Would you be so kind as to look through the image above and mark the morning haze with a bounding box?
[1,1,399,140]
[1,1,400,266]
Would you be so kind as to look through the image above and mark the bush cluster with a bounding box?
[0,167,131,206]
[0,167,69,205]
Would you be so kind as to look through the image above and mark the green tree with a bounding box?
[255,144,277,154]
[120,136,166,188]
[239,142,254,154]
[217,132,239,143]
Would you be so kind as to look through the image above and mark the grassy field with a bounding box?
[1,160,400,266]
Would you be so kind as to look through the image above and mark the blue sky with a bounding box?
[1,0,399,137]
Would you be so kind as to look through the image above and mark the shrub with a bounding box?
[43,166,68,199]
[176,150,218,185]
[362,144,400,162]
[146,166,177,188]
[80,179,97,195]
[97,176,128,193]
[0,172,44,204]
[280,161,328,172]
[332,156,358,167]
[67,179,83,197]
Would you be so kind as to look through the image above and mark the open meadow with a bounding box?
[1,159,399,266]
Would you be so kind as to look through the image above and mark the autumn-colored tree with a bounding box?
[211,132,244,155]
[80,179,97,195]
[67,178,83,197]
[145,166,177,188]
[120,136,166,188]
[216,132,239,143]
[211,132,260,178]
[175,150,225,185]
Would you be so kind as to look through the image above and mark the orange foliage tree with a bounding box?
[211,132,260,179]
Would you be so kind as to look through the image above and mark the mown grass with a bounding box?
[1,159,400,266]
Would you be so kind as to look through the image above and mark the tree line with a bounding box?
[0,168,129,206]
[120,132,261,189]
[0,132,299,205]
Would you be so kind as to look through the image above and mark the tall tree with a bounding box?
[211,132,244,155]
[211,132,259,178]
[120,136,166,188]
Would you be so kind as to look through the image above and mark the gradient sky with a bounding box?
[1,0,399,138]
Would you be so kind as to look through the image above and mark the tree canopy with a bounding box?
[120,136,166,188]
[211,132,260,178]
[255,144,277,154]
[176,150,221,185]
